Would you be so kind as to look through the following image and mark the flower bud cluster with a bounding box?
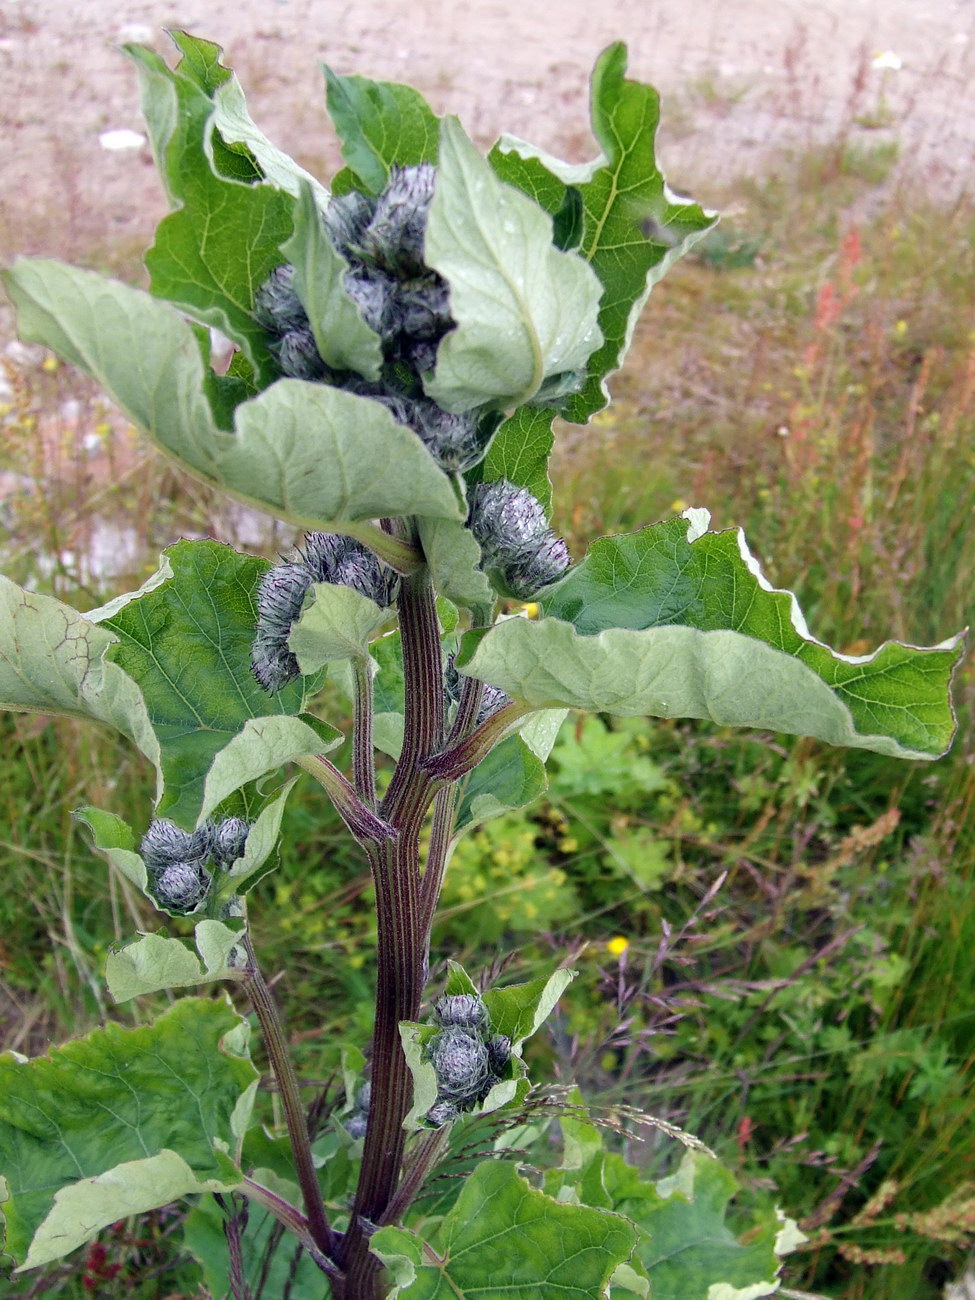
[253,264,329,382]
[425,993,512,1127]
[140,816,251,913]
[252,533,399,693]
[467,480,571,599]
[327,165,453,374]
[444,654,510,725]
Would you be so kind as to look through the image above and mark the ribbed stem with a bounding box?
[340,565,445,1296]
[242,938,335,1263]
[353,656,377,808]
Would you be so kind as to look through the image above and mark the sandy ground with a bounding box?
[1,0,974,268]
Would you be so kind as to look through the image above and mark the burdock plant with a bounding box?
[0,33,962,1300]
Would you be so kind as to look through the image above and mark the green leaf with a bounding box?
[282,180,384,379]
[457,513,963,760]
[0,577,160,792]
[483,967,575,1047]
[2,259,463,532]
[199,718,338,822]
[324,66,441,194]
[490,43,716,422]
[289,581,393,673]
[127,43,295,387]
[105,919,245,1002]
[100,540,317,827]
[418,516,495,616]
[0,998,256,1269]
[423,118,604,414]
[183,1187,325,1300]
[455,735,547,832]
[470,405,556,510]
[629,1152,792,1300]
[371,1159,637,1299]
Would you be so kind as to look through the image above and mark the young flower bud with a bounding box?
[359,164,437,278]
[434,993,489,1031]
[486,1034,512,1075]
[410,400,491,473]
[213,817,251,868]
[251,562,313,693]
[426,1099,459,1128]
[467,480,572,598]
[141,818,213,870]
[324,190,377,258]
[504,533,572,598]
[154,860,211,912]
[343,269,396,337]
[300,532,400,608]
[428,1025,492,1103]
[253,264,308,334]
[270,328,328,381]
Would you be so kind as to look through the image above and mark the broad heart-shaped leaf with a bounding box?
[128,42,295,387]
[423,118,604,414]
[324,65,441,194]
[282,179,384,379]
[457,513,963,760]
[104,918,244,1002]
[2,260,463,535]
[371,1159,637,1299]
[0,998,256,1270]
[616,1152,792,1300]
[289,580,393,673]
[0,577,160,793]
[98,539,320,827]
[467,405,556,511]
[490,42,716,423]
[455,734,547,832]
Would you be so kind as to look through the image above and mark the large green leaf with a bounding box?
[457,513,962,760]
[371,1159,636,1299]
[469,405,556,510]
[282,179,384,379]
[0,999,256,1270]
[128,41,295,387]
[455,734,547,832]
[99,539,318,826]
[0,577,160,789]
[289,581,393,673]
[490,43,716,423]
[104,919,244,1002]
[2,259,463,532]
[616,1152,796,1300]
[423,119,604,414]
[324,66,441,194]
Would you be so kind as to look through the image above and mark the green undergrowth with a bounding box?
[1,137,972,1298]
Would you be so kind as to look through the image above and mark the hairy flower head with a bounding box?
[467,480,572,599]
[434,993,490,1031]
[428,1025,493,1103]
[153,860,211,913]
[252,562,313,693]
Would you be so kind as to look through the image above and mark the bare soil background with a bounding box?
[1,0,973,268]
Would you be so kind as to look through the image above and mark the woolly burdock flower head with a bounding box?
[428,1025,493,1103]
[434,993,490,1032]
[301,532,400,608]
[154,861,211,913]
[141,818,213,871]
[359,164,437,278]
[467,479,572,599]
[213,817,251,868]
[253,264,309,335]
[252,562,313,693]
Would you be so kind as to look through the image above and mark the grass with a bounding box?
[1,104,973,1299]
